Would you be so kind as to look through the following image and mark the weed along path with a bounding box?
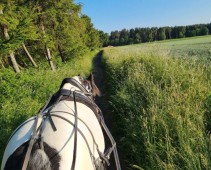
[92,51,108,118]
[92,51,121,170]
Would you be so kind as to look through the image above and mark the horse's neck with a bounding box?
[62,83,80,91]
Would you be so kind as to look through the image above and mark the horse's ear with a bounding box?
[87,73,101,97]
[87,73,92,81]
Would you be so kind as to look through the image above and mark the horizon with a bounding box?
[100,22,211,33]
[74,0,211,33]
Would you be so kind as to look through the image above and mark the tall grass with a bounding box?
[102,46,211,169]
[0,51,98,161]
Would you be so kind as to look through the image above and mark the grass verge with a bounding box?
[102,47,211,169]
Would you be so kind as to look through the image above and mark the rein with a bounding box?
[21,78,121,170]
[71,91,78,170]
[22,95,54,170]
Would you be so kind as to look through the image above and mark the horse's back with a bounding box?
[1,100,105,170]
[41,100,105,169]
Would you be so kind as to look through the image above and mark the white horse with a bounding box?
[1,74,120,170]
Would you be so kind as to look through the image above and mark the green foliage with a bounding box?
[104,23,211,47]
[0,1,38,55]
[0,0,102,70]
[81,15,101,50]
[102,38,211,169]
[201,26,209,35]
[98,30,109,47]
[158,28,166,40]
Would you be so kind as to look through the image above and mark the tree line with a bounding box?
[1,1,210,73]
[101,23,211,47]
[0,0,102,73]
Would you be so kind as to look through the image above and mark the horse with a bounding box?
[1,74,121,170]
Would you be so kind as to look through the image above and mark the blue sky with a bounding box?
[74,0,211,33]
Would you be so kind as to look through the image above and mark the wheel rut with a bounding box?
[92,51,120,170]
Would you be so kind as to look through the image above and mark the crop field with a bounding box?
[102,36,211,169]
[116,35,211,59]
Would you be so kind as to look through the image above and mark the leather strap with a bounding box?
[22,95,53,170]
[54,89,101,120]
[71,92,78,170]
[22,115,40,170]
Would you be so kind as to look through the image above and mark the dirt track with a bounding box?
[92,51,119,170]
[92,51,108,120]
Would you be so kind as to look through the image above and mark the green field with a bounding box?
[114,35,211,59]
[102,36,211,169]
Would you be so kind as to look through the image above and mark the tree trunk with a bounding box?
[0,9,20,73]
[41,23,56,71]
[58,44,66,62]
[46,45,56,71]
[22,43,38,67]
[9,53,21,73]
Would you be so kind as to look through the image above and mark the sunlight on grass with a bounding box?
[102,39,211,169]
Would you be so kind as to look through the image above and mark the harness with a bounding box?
[21,78,121,170]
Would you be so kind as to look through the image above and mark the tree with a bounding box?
[207,23,211,34]
[129,28,135,44]
[201,26,209,35]
[185,26,191,37]
[191,30,197,37]
[105,23,211,47]
[139,28,147,42]
[134,32,141,43]
[49,1,88,61]
[98,30,109,47]
[158,28,166,40]
[146,28,153,42]
[81,15,101,50]
[119,29,129,45]
[39,11,56,71]
[0,0,105,71]
[15,1,38,68]
[0,2,20,73]
[165,27,172,39]
[22,43,37,67]
[109,31,120,46]
[151,27,158,41]
[171,27,178,38]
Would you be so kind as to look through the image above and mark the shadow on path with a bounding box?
[92,51,108,119]
[92,51,122,170]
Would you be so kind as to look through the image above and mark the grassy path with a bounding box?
[92,51,124,170]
